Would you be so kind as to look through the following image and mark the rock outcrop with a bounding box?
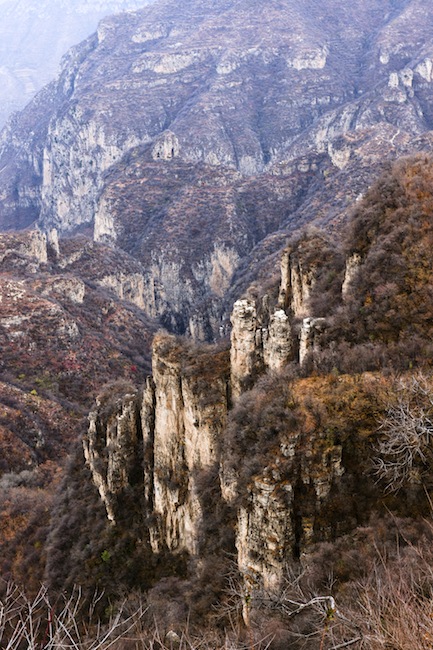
[3,0,433,340]
[81,322,368,597]
[81,236,358,593]
[342,252,362,298]
[230,298,294,399]
[85,392,142,522]
[0,230,48,270]
[84,334,228,555]
[299,317,327,366]
[278,248,317,317]
[235,420,344,589]
[72,157,433,601]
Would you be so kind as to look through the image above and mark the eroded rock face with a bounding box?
[79,223,346,588]
[3,0,433,344]
[84,334,228,555]
[230,298,295,398]
[81,325,359,595]
[230,299,260,399]
[0,0,154,128]
[262,309,293,372]
[97,273,146,309]
[85,392,142,522]
[230,236,329,391]
[278,248,316,317]
[42,276,86,304]
[299,317,327,366]
[237,477,295,590]
[236,428,344,590]
[0,230,48,270]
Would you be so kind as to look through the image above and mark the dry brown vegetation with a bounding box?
[5,155,433,647]
[5,516,433,649]
[292,155,433,375]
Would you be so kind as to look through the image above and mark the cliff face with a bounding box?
[3,0,433,339]
[81,325,375,597]
[79,233,378,595]
[53,157,433,605]
[84,334,228,556]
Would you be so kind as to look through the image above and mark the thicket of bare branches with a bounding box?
[0,583,146,650]
[345,521,433,650]
[374,373,433,491]
[3,550,433,650]
[4,516,433,649]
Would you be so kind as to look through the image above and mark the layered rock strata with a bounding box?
[82,240,368,592]
[85,334,228,556]
[4,0,433,342]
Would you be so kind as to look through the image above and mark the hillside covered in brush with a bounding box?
[0,156,431,648]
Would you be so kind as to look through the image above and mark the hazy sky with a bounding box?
[0,0,154,126]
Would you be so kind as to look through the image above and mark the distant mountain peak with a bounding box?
[1,0,433,339]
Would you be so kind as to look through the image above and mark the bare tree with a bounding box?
[215,567,362,650]
[0,581,146,650]
[374,373,433,492]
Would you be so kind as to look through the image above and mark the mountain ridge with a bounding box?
[0,0,154,127]
[3,0,433,338]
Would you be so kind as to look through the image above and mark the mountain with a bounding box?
[2,0,433,338]
[0,0,154,127]
[42,155,433,646]
[3,0,433,646]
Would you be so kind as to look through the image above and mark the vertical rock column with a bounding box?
[263,309,294,371]
[230,299,262,399]
[150,334,197,553]
[278,248,316,318]
[84,391,142,523]
[150,333,227,555]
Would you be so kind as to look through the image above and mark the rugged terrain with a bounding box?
[0,228,158,590]
[2,0,433,337]
[2,0,433,647]
[41,156,433,648]
[0,0,154,127]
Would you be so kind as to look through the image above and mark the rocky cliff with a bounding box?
[85,335,228,557]
[71,156,433,604]
[77,298,380,602]
[2,0,433,339]
[74,226,380,598]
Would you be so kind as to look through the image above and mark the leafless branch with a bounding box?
[374,373,433,491]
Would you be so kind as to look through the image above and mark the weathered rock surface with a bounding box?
[299,316,327,366]
[58,161,433,602]
[278,247,317,317]
[230,233,335,393]
[80,237,358,592]
[342,252,362,298]
[230,298,296,398]
[81,324,371,597]
[84,333,229,555]
[3,0,433,338]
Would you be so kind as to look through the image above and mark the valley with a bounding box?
[1,0,433,648]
